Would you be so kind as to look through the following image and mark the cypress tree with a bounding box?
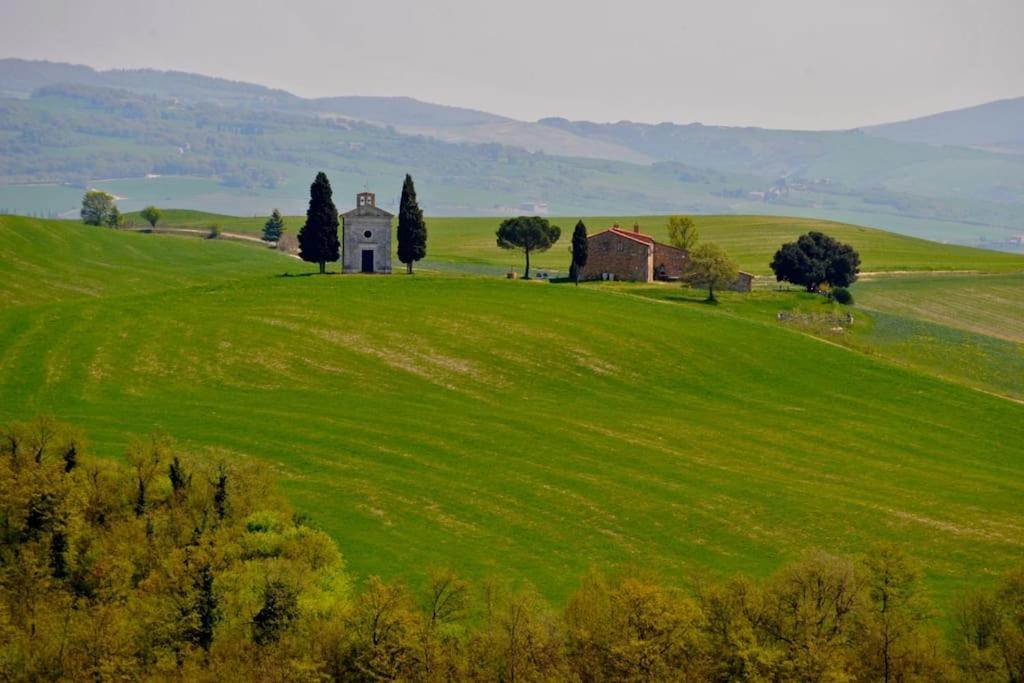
[192,563,219,652]
[297,172,340,274]
[213,467,228,521]
[570,220,588,286]
[396,174,427,274]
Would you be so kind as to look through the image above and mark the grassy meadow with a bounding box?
[2,215,1023,612]
[133,209,1024,276]
[856,271,1024,343]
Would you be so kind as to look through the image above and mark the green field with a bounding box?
[857,272,1024,343]
[2,215,1023,613]
[136,210,1024,275]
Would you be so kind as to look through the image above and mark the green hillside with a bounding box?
[2,215,1022,609]
[857,271,1024,343]
[142,210,1024,275]
[0,216,285,306]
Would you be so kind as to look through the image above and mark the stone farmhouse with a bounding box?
[578,224,687,283]
[340,192,393,274]
[578,223,754,291]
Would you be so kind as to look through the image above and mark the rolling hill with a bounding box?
[1,58,1023,249]
[865,96,1024,153]
[1,214,1022,610]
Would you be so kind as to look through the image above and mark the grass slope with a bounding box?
[138,211,1024,275]
[856,272,1024,343]
[2,217,1023,609]
[0,216,286,307]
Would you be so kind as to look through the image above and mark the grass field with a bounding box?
[134,210,1024,275]
[856,272,1024,343]
[2,215,1023,613]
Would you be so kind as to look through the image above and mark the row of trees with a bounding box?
[3,416,1022,681]
[80,191,165,229]
[297,172,428,275]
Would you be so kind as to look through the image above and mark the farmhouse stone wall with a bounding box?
[653,242,687,279]
[580,230,653,281]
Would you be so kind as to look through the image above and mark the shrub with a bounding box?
[832,286,854,305]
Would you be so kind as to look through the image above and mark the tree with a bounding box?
[297,172,340,274]
[396,174,427,274]
[105,205,123,229]
[569,220,588,286]
[770,231,861,292]
[666,215,699,251]
[262,209,285,242]
[140,205,162,228]
[252,580,299,645]
[853,544,952,683]
[683,242,739,302]
[496,216,560,279]
[80,190,118,226]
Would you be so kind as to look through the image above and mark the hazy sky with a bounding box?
[4,0,1022,129]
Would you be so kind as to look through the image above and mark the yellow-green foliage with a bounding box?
[0,417,349,680]
[3,418,1024,680]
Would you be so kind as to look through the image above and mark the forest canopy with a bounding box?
[1,417,1021,681]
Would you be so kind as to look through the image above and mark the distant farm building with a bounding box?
[733,272,755,292]
[578,223,754,291]
[579,224,686,283]
[341,192,393,274]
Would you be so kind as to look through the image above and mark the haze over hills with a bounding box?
[1,58,1022,249]
[865,96,1024,153]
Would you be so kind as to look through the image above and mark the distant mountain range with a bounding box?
[0,57,1022,249]
[865,97,1024,153]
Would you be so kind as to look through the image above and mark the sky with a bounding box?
[3,0,1022,129]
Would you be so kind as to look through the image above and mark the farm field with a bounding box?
[136,209,1024,275]
[2,215,1023,612]
[619,284,1024,403]
[856,271,1024,343]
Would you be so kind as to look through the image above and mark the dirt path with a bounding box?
[123,226,300,258]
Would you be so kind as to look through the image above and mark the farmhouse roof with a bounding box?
[592,226,687,253]
[590,226,654,248]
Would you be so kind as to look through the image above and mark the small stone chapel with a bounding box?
[340,192,393,274]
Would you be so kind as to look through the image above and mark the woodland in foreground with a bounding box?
[1,417,1022,682]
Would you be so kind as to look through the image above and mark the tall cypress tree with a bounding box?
[297,172,340,274]
[570,220,589,285]
[396,174,427,274]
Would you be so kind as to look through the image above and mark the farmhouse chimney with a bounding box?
[357,192,376,208]
[633,223,640,233]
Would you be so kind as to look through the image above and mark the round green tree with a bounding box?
[80,190,117,227]
[140,205,162,228]
[496,216,561,279]
[683,242,739,302]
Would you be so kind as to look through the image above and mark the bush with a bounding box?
[832,286,854,305]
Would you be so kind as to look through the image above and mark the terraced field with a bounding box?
[2,215,1023,611]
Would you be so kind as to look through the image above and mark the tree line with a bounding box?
[1,417,1021,681]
